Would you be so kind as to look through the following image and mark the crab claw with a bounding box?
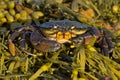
[33,39,62,52]
[30,31,62,52]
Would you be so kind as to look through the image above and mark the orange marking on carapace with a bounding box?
[56,32,63,40]
[56,31,71,40]
[65,32,71,40]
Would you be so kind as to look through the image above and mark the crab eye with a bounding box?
[53,25,58,29]
[71,26,75,29]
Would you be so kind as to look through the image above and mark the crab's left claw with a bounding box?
[30,31,62,52]
[33,39,62,52]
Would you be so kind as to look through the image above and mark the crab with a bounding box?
[8,20,113,56]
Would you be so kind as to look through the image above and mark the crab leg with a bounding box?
[8,26,35,55]
[9,26,35,43]
[19,32,26,50]
[71,27,114,56]
[98,37,109,56]
[97,30,114,56]
[102,30,114,53]
[71,27,109,56]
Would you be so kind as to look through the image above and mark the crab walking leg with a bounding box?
[19,32,26,50]
[100,38,109,56]
[30,31,61,52]
[8,28,23,56]
[102,30,114,53]
[90,28,110,56]
[8,26,35,55]
[71,27,113,56]
[9,26,35,43]
[19,32,36,56]
[71,27,107,56]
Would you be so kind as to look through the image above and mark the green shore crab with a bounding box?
[8,20,113,56]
